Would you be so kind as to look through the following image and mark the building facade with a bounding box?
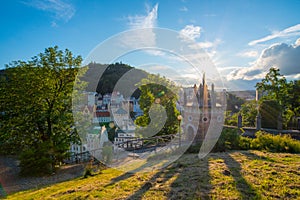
[181,74,226,144]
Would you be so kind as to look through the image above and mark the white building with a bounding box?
[114,125,136,145]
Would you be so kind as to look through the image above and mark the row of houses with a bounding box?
[70,74,227,157]
[82,91,143,125]
[70,91,142,156]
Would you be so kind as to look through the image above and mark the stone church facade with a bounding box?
[181,74,226,144]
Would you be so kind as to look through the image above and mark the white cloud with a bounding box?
[249,24,300,46]
[122,4,158,49]
[24,0,75,22]
[227,39,300,81]
[286,73,300,79]
[217,66,243,74]
[189,39,222,49]
[180,6,188,12]
[127,3,158,29]
[237,50,258,58]
[179,25,202,41]
[295,37,300,46]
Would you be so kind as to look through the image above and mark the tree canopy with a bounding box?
[0,46,84,174]
[255,67,299,129]
[135,74,180,137]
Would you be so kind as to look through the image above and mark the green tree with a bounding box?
[135,74,180,137]
[226,92,245,113]
[259,100,281,129]
[0,46,84,174]
[255,67,288,107]
[255,67,300,129]
[240,100,257,127]
[287,80,300,116]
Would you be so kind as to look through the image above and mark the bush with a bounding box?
[238,136,252,150]
[213,128,240,152]
[19,142,53,176]
[184,129,300,154]
[213,129,300,153]
[250,131,300,153]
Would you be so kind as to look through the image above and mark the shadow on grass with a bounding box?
[167,155,211,199]
[125,154,212,200]
[104,151,265,199]
[125,167,172,199]
[223,153,261,199]
[240,151,275,162]
[103,153,212,199]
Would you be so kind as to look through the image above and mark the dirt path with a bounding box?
[0,156,85,195]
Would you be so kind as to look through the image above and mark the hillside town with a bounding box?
[69,74,228,161]
[70,91,142,157]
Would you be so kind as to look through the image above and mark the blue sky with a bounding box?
[1,0,300,90]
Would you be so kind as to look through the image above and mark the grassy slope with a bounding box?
[7,150,300,200]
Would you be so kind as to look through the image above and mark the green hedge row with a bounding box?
[213,128,300,153]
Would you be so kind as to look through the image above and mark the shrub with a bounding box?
[213,128,240,152]
[250,131,300,153]
[213,129,300,153]
[19,142,53,176]
[184,129,300,154]
[238,136,252,150]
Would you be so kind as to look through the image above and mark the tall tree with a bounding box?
[239,100,257,127]
[135,74,180,137]
[287,80,300,116]
[226,92,245,113]
[255,67,288,107]
[255,67,300,129]
[0,46,84,174]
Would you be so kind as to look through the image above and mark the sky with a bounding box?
[1,0,300,91]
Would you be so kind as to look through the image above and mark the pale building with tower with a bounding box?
[181,74,226,144]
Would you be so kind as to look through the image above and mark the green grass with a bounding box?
[6,150,300,200]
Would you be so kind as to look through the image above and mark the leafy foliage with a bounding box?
[255,67,288,105]
[255,67,300,129]
[250,131,300,153]
[213,128,240,152]
[19,142,54,176]
[212,128,300,153]
[226,92,245,113]
[0,46,84,174]
[259,100,281,129]
[81,62,147,98]
[239,100,257,127]
[135,74,180,136]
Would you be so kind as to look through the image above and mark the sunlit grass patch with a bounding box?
[6,150,300,200]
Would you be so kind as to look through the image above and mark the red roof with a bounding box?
[96,111,110,117]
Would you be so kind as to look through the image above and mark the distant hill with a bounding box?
[81,62,148,98]
[0,63,148,98]
[228,90,256,101]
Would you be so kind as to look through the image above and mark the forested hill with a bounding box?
[0,69,5,77]
[82,62,148,97]
[0,62,148,98]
